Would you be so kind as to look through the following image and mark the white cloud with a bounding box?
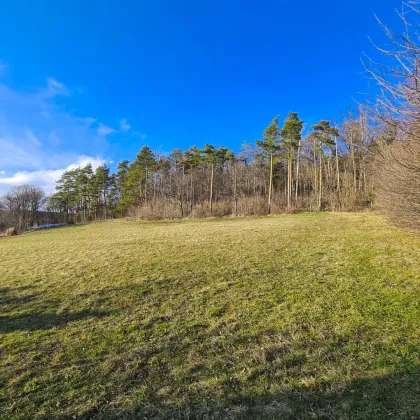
[0,156,106,195]
[76,117,96,126]
[120,118,131,132]
[67,155,106,171]
[97,123,116,136]
[0,74,112,174]
[0,135,44,170]
[45,77,70,97]
[0,60,141,195]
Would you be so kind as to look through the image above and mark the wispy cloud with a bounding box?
[120,118,131,132]
[0,62,138,195]
[45,77,70,97]
[97,123,116,136]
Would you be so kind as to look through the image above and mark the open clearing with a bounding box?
[0,212,419,419]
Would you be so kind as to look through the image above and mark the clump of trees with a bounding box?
[47,110,376,222]
[0,185,48,232]
[49,163,117,223]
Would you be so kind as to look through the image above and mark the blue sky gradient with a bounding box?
[0,0,403,193]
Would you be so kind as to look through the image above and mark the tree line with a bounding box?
[45,110,377,223]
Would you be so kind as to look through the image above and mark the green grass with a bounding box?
[0,212,419,419]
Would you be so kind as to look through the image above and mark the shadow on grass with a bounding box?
[81,369,420,420]
[0,286,37,307]
[1,283,418,419]
[0,285,116,333]
[67,280,419,419]
[0,286,34,294]
[1,285,114,332]
[0,293,37,306]
[0,310,113,333]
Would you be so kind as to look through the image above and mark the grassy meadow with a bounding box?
[0,212,419,419]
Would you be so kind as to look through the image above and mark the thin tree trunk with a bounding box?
[318,154,323,211]
[327,153,331,186]
[190,172,194,213]
[287,156,292,209]
[103,189,107,219]
[182,165,185,215]
[350,134,357,193]
[233,163,238,216]
[145,168,148,204]
[335,136,340,206]
[268,153,273,215]
[295,138,301,201]
[209,163,214,216]
[313,143,318,205]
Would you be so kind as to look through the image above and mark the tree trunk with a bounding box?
[103,189,107,219]
[287,154,292,209]
[335,136,340,207]
[233,163,238,216]
[318,154,323,211]
[350,134,357,193]
[295,138,301,201]
[268,153,273,215]
[145,168,148,204]
[313,141,318,202]
[209,163,214,216]
[287,160,290,209]
[190,172,194,213]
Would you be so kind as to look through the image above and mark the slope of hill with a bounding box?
[0,213,419,419]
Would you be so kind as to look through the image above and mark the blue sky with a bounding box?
[0,0,403,193]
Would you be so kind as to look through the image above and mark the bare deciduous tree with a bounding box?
[1,185,47,231]
[364,1,420,229]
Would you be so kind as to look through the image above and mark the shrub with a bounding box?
[4,227,18,236]
[373,139,420,231]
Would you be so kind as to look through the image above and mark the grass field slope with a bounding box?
[0,212,419,419]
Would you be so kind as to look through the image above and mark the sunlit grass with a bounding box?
[0,212,419,419]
